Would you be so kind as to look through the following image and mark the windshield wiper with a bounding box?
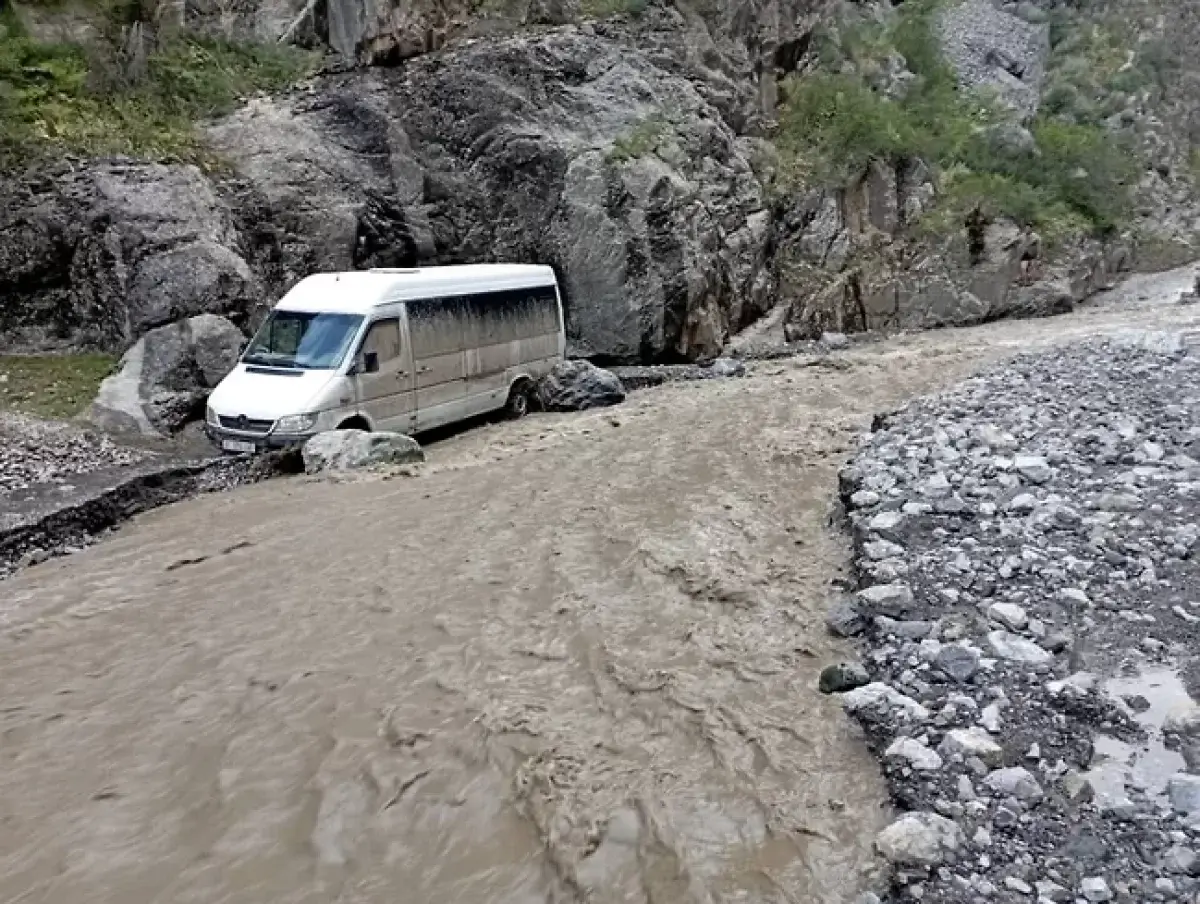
[244,352,298,369]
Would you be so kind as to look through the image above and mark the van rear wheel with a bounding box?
[505,383,531,420]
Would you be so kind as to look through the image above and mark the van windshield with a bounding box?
[243,312,364,370]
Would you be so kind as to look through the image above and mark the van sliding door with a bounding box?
[407,297,467,432]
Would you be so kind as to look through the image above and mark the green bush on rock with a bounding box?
[0,1,319,166]
[774,0,1140,241]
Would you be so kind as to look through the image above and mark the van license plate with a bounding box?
[222,439,257,454]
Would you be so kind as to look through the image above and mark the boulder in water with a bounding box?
[537,361,626,411]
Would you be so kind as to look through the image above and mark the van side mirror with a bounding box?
[362,351,380,374]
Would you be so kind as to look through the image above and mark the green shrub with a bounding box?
[607,115,671,162]
[773,0,1139,240]
[0,3,319,166]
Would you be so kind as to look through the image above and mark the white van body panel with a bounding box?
[206,367,341,423]
[205,265,566,450]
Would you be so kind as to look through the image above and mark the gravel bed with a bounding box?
[830,338,1200,904]
[0,410,153,496]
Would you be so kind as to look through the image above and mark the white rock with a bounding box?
[874,812,964,867]
[1047,672,1096,697]
[1014,454,1052,484]
[885,737,944,771]
[1007,493,1038,513]
[842,683,930,722]
[987,631,1052,664]
[302,429,424,473]
[940,728,1004,767]
[868,510,906,540]
[1168,774,1200,814]
[856,582,916,616]
[980,702,1003,733]
[987,602,1029,631]
[983,766,1043,802]
[1080,876,1112,902]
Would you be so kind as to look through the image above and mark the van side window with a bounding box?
[409,298,465,358]
[362,318,402,363]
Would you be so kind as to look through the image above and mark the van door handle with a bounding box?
[417,365,431,374]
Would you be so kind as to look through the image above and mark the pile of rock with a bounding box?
[0,410,151,499]
[831,338,1200,902]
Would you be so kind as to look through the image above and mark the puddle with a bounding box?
[1086,668,1193,812]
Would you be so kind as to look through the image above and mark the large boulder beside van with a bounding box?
[537,361,626,412]
[88,314,245,436]
[302,429,425,474]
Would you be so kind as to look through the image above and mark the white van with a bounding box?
[204,264,566,452]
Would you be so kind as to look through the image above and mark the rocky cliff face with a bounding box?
[1,0,1198,367]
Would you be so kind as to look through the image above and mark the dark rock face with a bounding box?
[207,30,779,363]
[537,360,626,411]
[0,162,262,353]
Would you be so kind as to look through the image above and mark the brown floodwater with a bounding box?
[1,263,1197,904]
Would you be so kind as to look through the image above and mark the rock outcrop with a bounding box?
[208,29,779,362]
[0,161,262,352]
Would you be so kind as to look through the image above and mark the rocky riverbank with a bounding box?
[835,336,1200,903]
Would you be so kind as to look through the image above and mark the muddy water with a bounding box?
[2,263,1198,904]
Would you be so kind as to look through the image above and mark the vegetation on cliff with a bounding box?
[0,0,318,166]
[774,0,1140,242]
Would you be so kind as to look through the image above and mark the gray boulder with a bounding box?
[537,361,626,412]
[88,314,245,435]
[818,661,870,694]
[302,430,425,473]
[875,812,964,867]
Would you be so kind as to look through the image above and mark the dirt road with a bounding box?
[2,264,1197,904]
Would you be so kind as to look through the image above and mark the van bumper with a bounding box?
[204,424,316,453]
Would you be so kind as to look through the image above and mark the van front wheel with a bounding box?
[504,383,532,420]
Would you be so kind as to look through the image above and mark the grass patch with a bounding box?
[774,0,1139,240]
[0,1,319,167]
[0,353,117,419]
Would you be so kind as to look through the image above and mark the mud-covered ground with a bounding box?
[0,264,1198,904]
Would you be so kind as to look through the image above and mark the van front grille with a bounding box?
[219,415,275,434]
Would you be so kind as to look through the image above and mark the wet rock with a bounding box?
[987,630,1053,664]
[1167,774,1200,815]
[856,582,916,617]
[1080,877,1113,902]
[885,737,945,771]
[827,600,867,637]
[701,358,746,379]
[987,602,1029,631]
[819,662,870,694]
[940,728,1004,767]
[983,766,1044,802]
[1014,454,1052,484]
[302,430,424,473]
[537,361,626,412]
[875,812,964,867]
[842,682,930,722]
[1062,770,1095,804]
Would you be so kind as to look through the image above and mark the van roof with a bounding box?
[275,264,558,315]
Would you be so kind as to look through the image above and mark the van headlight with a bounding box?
[273,413,318,435]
